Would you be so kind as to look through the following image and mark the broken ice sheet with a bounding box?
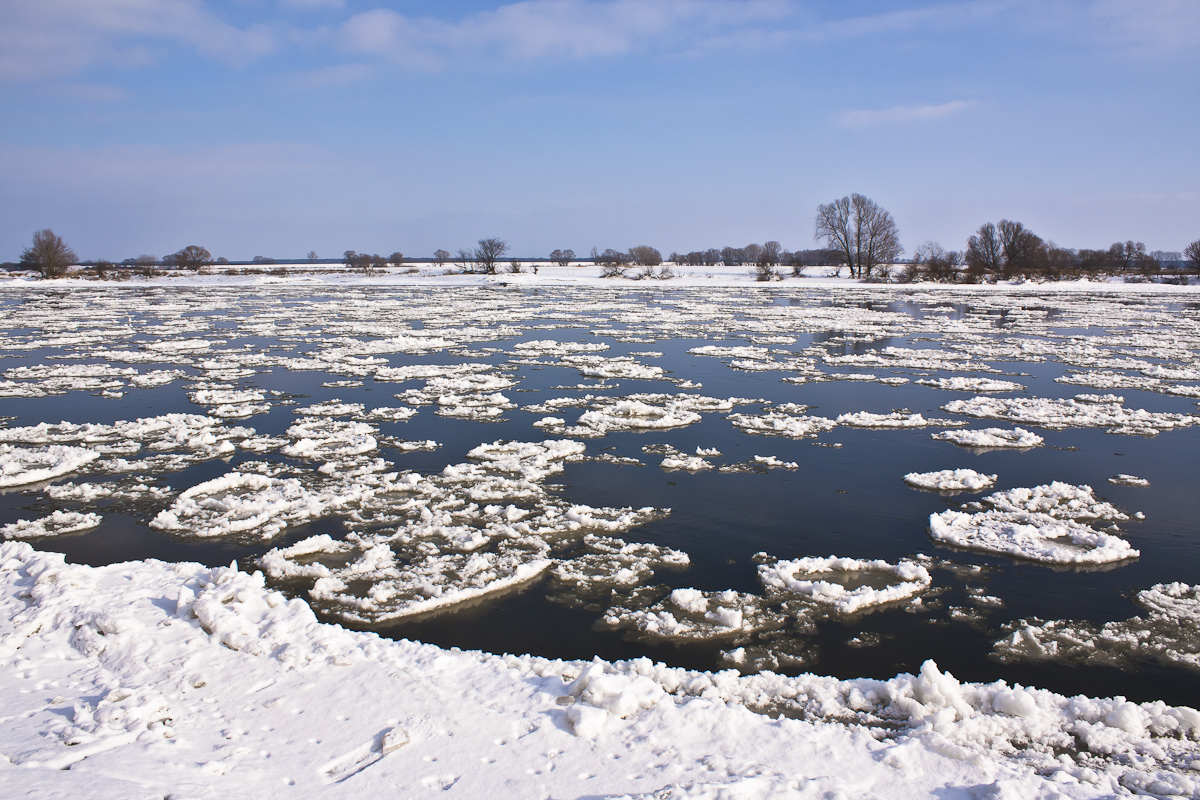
[994,583,1200,673]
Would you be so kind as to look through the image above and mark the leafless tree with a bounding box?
[307,251,318,263]
[508,258,523,273]
[1108,241,1157,274]
[965,223,1003,275]
[814,194,901,278]
[94,260,112,279]
[433,249,450,267]
[343,250,358,267]
[996,220,1045,276]
[743,243,764,266]
[549,249,575,266]
[454,249,475,272]
[761,241,782,266]
[389,252,405,268]
[172,245,213,271]
[252,255,275,264]
[473,238,508,274]
[628,245,662,267]
[20,229,77,278]
[1185,240,1200,277]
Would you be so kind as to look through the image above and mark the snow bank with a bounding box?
[2,541,1196,799]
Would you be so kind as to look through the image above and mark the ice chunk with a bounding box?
[903,469,997,492]
[931,427,1044,449]
[757,555,931,614]
[929,509,1138,565]
[0,443,100,487]
[2,510,102,538]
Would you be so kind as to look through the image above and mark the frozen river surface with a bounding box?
[1,282,1199,798]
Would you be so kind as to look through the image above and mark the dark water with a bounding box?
[2,285,1198,708]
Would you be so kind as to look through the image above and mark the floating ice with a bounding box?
[2,510,102,538]
[1109,474,1150,487]
[757,555,932,614]
[929,510,1138,565]
[915,377,1026,392]
[727,404,837,439]
[942,395,1197,435]
[601,587,783,643]
[995,582,1200,673]
[930,427,1044,449]
[903,469,997,492]
[836,411,964,428]
[0,444,100,487]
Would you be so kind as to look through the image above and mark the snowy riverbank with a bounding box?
[4,540,1198,799]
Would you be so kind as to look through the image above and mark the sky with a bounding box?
[1,0,1197,262]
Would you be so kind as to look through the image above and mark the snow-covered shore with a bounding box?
[4,540,1198,799]
[2,262,1198,293]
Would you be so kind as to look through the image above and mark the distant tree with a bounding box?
[720,246,744,265]
[388,252,405,268]
[909,241,960,283]
[996,220,1045,276]
[307,251,318,263]
[814,194,902,278]
[433,249,451,267]
[1078,248,1114,274]
[595,248,628,266]
[1150,250,1181,264]
[744,243,764,266]
[172,245,213,271]
[20,229,77,278]
[473,237,508,274]
[252,255,275,264]
[129,255,157,276]
[761,241,783,266]
[343,250,358,267]
[94,259,112,279]
[628,245,662,267]
[216,256,230,264]
[1185,240,1200,276]
[454,248,475,272]
[965,222,1003,276]
[1108,241,1157,273]
[549,249,575,266]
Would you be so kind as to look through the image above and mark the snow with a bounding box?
[931,427,1045,449]
[0,444,100,487]
[995,582,1200,674]
[904,469,998,492]
[1,510,102,539]
[915,377,1026,392]
[942,395,1198,436]
[757,555,932,614]
[3,542,1198,799]
[1108,473,1150,487]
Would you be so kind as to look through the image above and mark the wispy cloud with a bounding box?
[0,0,275,81]
[337,0,792,69]
[837,100,977,129]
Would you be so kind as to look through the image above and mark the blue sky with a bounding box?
[1,0,1197,261]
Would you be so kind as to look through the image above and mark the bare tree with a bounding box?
[1108,241,1157,273]
[454,248,475,272]
[761,241,782,266]
[744,243,764,266]
[388,252,405,268]
[343,250,358,267]
[433,249,450,268]
[996,220,1045,275]
[628,245,662,266]
[1185,239,1200,277]
[94,260,112,279]
[307,251,318,263]
[965,223,1003,275]
[508,258,523,273]
[20,229,77,278]
[814,194,901,278]
[472,238,508,274]
[172,245,213,271]
[549,249,575,266]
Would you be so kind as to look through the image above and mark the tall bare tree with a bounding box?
[474,238,508,274]
[761,241,782,266]
[307,251,318,263]
[549,249,575,266]
[433,249,450,267]
[965,222,1003,274]
[1185,239,1200,277]
[996,220,1045,276]
[814,194,901,278]
[20,229,77,278]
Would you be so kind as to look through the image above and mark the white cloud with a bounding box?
[0,0,275,81]
[838,100,977,129]
[337,0,792,68]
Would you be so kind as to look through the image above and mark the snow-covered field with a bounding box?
[1,272,1198,798]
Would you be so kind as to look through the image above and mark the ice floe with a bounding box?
[903,469,998,492]
[0,444,100,487]
[2,510,102,538]
[942,395,1197,435]
[930,426,1045,449]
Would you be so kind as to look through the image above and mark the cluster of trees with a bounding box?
[342,251,404,273]
[905,221,1197,283]
[449,238,513,274]
[814,194,903,279]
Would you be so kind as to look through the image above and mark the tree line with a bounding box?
[13,209,1200,282]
